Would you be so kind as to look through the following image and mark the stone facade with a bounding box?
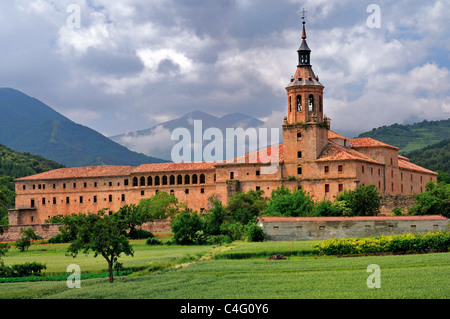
[7,21,438,226]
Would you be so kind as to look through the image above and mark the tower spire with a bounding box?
[301,8,308,40]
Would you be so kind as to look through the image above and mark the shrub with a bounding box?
[170,210,205,245]
[47,232,74,244]
[207,235,233,245]
[315,232,450,256]
[314,200,351,217]
[204,200,226,236]
[392,207,404,216]
[15,228,43,252]
[146,237,163,246]
[1,262,47,278]
[408,181,450,218]
[220,222,245,241]
[335,185,381,216]
[264,186,315,217]
[244,224,265,242]
[227,190,267,220]
[128,228,155,239]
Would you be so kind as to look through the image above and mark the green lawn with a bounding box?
[0,239,449,299]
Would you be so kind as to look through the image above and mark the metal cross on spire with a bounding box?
[300,8,308,22]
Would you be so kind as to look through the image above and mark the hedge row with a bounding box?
[315,231,450,256]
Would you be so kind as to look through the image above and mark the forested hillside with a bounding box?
[357,119,450,154]
[0,143,65,225]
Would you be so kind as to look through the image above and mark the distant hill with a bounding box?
[357,119,450,154]
[0,88,168,167]
[404,139,450,174]
[0,144,65,224]
[110,110,266,161]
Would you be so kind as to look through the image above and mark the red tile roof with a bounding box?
[317,141,382,165]
[328,131,348,140]
[15,165,134,181]
[350,137,399,150]
[132,162,216,174]
[398,157,438,175]
[223,144,284,165]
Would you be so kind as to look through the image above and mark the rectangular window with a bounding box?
[124,179,129,186]
[338,184,343,192]
[94,182,97,187]
[84,182,87,188]
[141,190,145,196]
[338,165,343,173]
[109,195,113,202]
[73,183,76,188]
[230,172,234,180]
[362,166,365,173]
[325,184,330,193]
[79,196,83,204]
[23,185,26,190]
[53,184,56,189]
[42,198,46,205]
[297,167,302,175]
[109,182,113,187]
[93,196,97,203]
[324,166,329,174]
[121,194,125,202]
[256,186,261,191]
[63,183,66,189]
[43,184,46,190]
[201,188,205,194]
[66,197,70,204]
[31,199,35,208]
[256,170,260,176]
[185,189,189,194]
[53,197,57,205]
[297,151,302,159]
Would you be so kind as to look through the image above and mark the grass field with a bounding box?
[0,238,449,299]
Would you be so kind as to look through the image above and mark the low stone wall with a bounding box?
[380,195,416,215]
[0,220,172,242]
[258,215,449,241]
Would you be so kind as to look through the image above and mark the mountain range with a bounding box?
[110,110,267,161]
[0,88,167,167]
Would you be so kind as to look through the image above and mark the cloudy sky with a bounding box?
[0,0,449,140]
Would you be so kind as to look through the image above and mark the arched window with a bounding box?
[200,174,206,184]
[170,175,175,185]
[319,95,323,113]
[132,177,138,187]
[289,96,292,112]
[177,175,183,185]
[170,190,174,195]
[185,175,190,185]
[192,174,198,184]
[140,177,146,187]
[148,176,153,186]
[296,95,302,111]
[162,176,168,185]
[155,176,160,186]
[308,95,314,112]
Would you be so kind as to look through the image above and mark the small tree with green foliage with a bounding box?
[64,210,134,283]
[263,185,315,217]
[170,210,206,245]
[226,189,267,221]
[138,191,185,221]
[15,228,43,252]
[408,181,450,218]
[334,185,381,216]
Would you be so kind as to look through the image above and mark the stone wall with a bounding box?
[380,194,416,215]
[0,220,172,242]
[258,215,449,241]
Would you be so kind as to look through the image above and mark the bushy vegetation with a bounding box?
[0,262,46,278]
[14,228,43,252]
[170,192,266,245]
[408,181,450,218]
[315,231,450,256]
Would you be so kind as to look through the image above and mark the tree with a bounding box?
[335,185,381,216]
[15,227,43,252]
[64,210,134,283]
[170,210,206,245]
[263,186,315,217]
[138,191,185,221]
[227,189,267,221]
[408,181,450,218]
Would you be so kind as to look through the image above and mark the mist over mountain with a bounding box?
[0,88,167,167]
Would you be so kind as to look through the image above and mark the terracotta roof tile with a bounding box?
[15,166,134,181]
[132,162,216,174]
[223,144,284,165]
[398,157,437,175]
[317,141,381,164]
[328,131,348,140]
[350,137,399,150]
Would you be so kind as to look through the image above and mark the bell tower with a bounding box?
[282,16,329,179]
